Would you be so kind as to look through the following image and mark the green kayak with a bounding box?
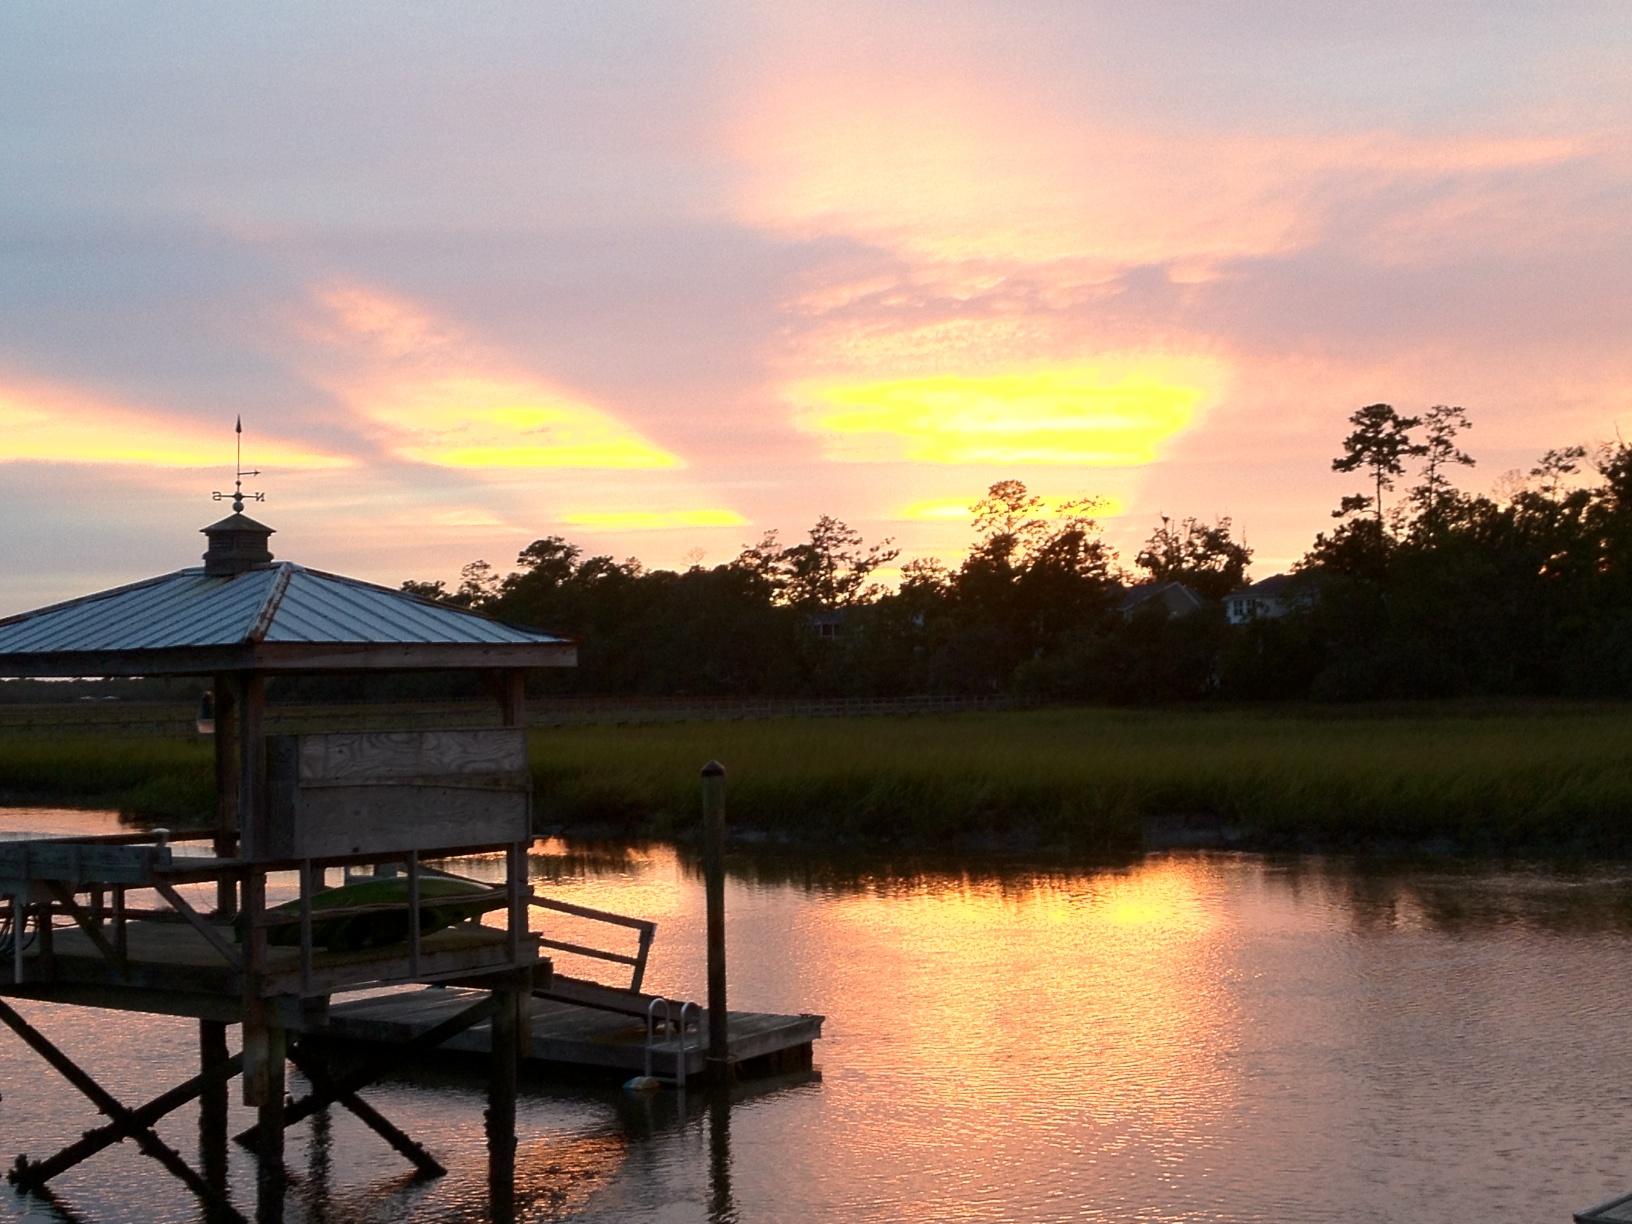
[254,876,505,952]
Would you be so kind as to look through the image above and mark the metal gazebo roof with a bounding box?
[0,518,575,677]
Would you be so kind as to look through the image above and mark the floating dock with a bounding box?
[324,987,823,1080]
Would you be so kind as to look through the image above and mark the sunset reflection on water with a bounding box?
[5,821,1632,1222]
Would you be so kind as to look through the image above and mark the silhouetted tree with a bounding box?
[1332,403,1425,525]
[1135,516,1253,599]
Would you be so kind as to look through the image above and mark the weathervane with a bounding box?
[212,416,264,514]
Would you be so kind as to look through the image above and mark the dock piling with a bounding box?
[487,987,524,1222]
[701,761,730,1084]
[253,1020,286,1222]
[199,1019,230,1192]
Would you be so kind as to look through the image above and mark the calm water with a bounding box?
[3,807,1632,1222]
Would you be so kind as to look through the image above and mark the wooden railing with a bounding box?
[2,830,542,1000]
[527,895,655,992]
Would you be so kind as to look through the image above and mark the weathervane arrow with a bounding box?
[213,418,264,514]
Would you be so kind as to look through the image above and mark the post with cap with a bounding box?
[701,760,730,1082]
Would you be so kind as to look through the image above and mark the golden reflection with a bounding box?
[0,386,348,468]
[795,364,1212,465]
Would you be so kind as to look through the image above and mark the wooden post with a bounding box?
[244,855,286,1221]
[254,1017,286,1223]
[11,894,24,983]
[506,842,527,965]
[213,672,240,917]
[237,673,266,861]
[490,668,526,728]
[701,760,730,1083]
[241,869,270,1107]
[36,899,53,978]
[199,1019,229,1194]
[486,988,522,1223]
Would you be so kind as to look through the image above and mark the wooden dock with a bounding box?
[323,986,823,1080]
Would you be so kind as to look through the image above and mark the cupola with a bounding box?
[200,512,275,575]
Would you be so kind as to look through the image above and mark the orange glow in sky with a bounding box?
[313,285,682,471]
[0,4,1629,605]
[0,385,348,470]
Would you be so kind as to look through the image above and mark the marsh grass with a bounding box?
[4,706,1632,851]
[0,735,213,825]
[528,706,1632,852]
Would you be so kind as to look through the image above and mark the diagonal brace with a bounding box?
[43,882,127,973]
[0,997,246,1223]
[10,1050,244,1189]
[152,880,242,969]
[235,992,498,1147]
[286,1044,446,1178]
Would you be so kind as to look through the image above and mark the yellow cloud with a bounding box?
[0,386,348,469]
[797,364,1213,466]
[559,508,749,532]
[314,284,680,470]
[366,376,681,469]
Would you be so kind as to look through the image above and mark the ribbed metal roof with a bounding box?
[0,562,571,670]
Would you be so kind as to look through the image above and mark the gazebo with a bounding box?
[0,508,576,1223]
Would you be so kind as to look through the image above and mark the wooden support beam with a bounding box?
[212,671,239,918]
[256,1021,286,1224]
[487,668,527,728]
[488,987,523,1223]
[36,901,53,976]
[406,851,421,978]
[152,880,242,970]
[8,1042,242,1191]
[298,860,314,994]
[44,882,126,973]
[0,997,246,1222]
[702,761,731,1084]
[238,672,266,861]
[200,1020,230,1194]
[111,886,126,962]
[285,1044,446,1179]
[631,923,654,993]
[235,992,499,1145]
[9,895,22,984]
[506,842,527,965]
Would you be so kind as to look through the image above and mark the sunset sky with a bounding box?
[2,2,1629,613]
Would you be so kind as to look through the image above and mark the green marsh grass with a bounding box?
[4,706,1632,851]
[0,735,213,825]
[528,706,1632,852]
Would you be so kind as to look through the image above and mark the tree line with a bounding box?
[406,404,1632,702]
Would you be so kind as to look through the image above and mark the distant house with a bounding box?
[1116,581,1208,621]
[1225,573,1311,625]
[808,608,849,639]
